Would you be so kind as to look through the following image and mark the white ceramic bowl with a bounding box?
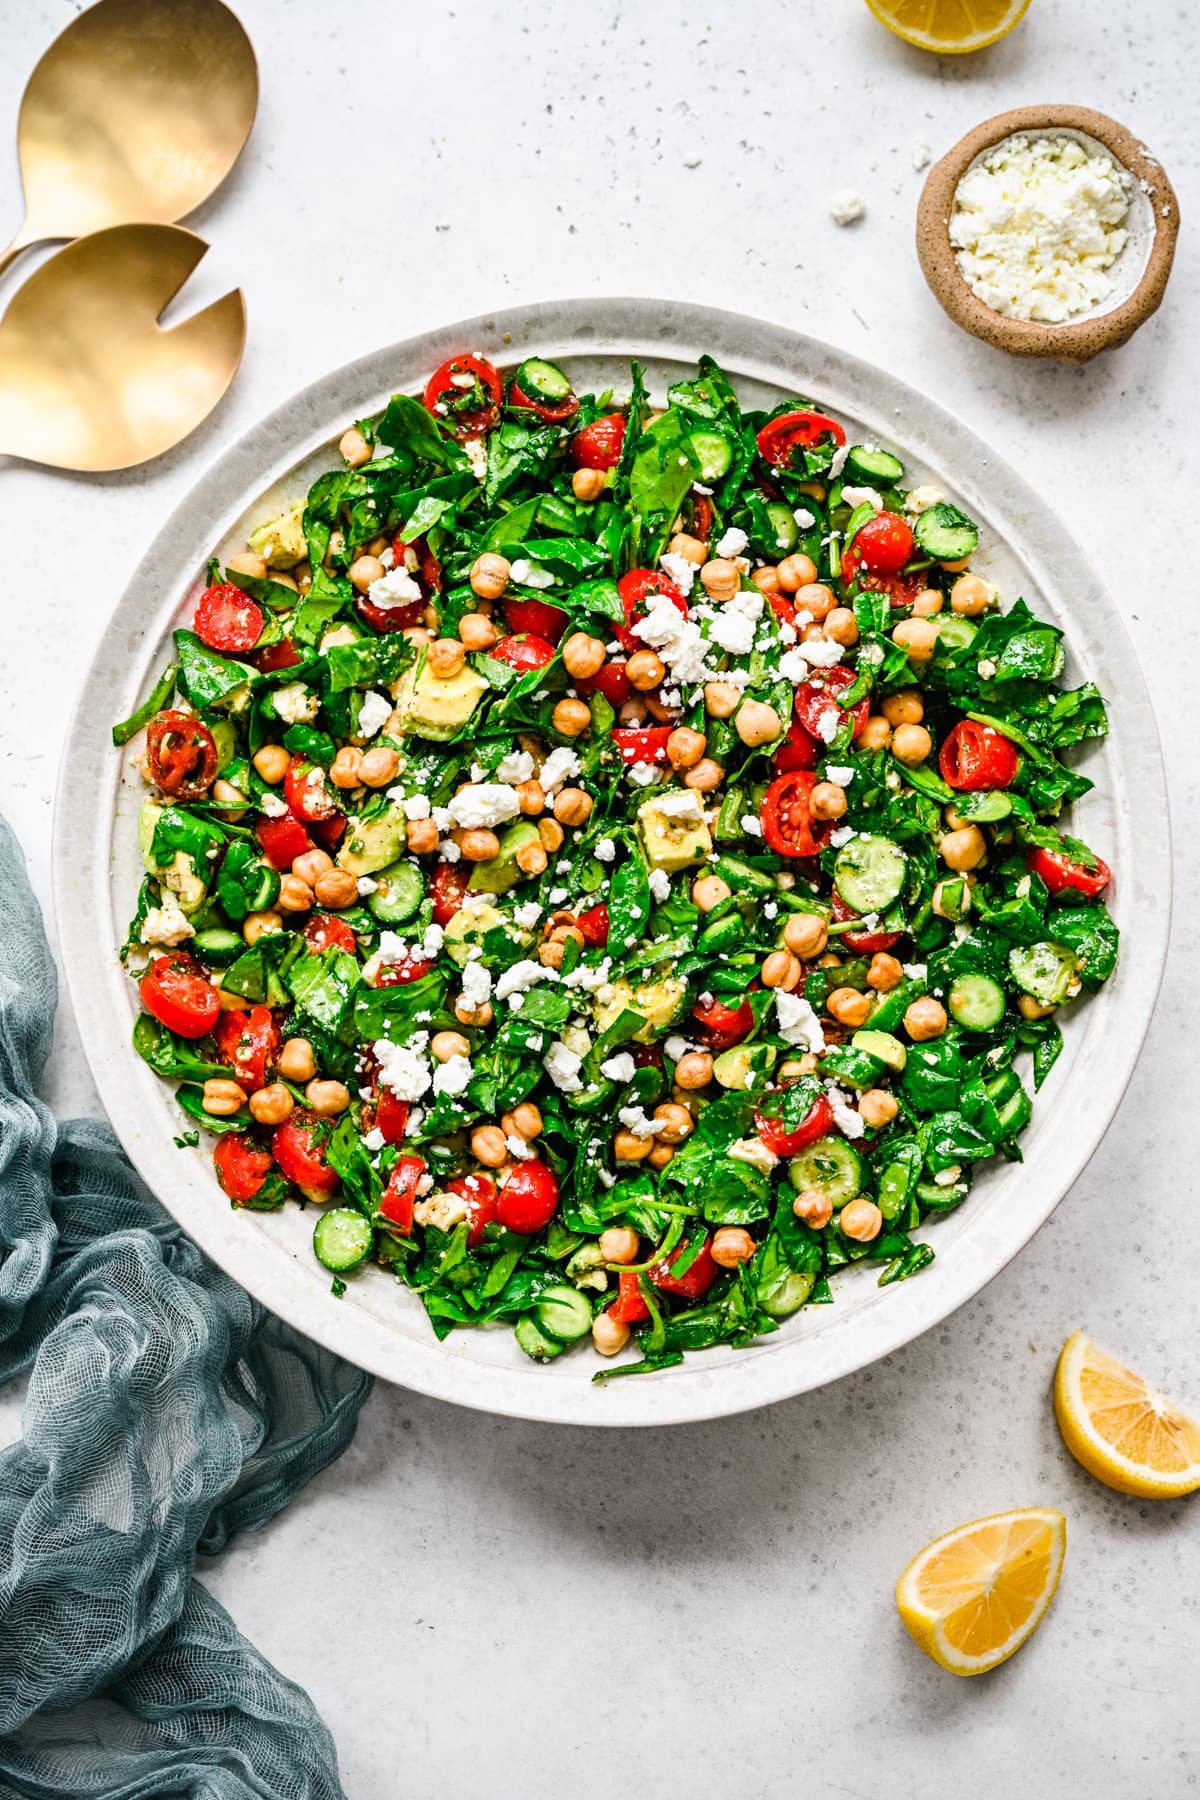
[53,298,1170,1427]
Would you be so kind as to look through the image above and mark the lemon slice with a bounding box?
[1054,1329,1200,1499]
[864,0,1032,54]
[896,1507,1065,1675]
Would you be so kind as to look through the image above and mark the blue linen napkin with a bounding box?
[0,814,373,1798]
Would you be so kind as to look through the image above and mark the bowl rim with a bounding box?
[52,295,1171,1427]
[916,104,1180,361]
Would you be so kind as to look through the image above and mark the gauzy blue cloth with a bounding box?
[0,815,373,1798]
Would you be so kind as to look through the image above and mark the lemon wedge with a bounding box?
[1054,1329,1200,1499]
[864,0,1032,54]
[896,1507,1065,1675]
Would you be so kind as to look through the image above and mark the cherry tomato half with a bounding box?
[140,952,220,1040]
[608,1269,650,1324]
[692,993,754,1049]
[611,725,672,765]
[756,409,846,471]
[1027,841,1112,898]
[508,376,579,424]
[145,711,218,800]
[303,913,357,954]
[253,635,304,673]
[649,1235,718,1298]
[575,660,632,707]
[447,1172,500,1247]
[374,1090,411,1146]
[272,1111,340,1203]
[761,771,826,859]
[792,666,869,745]
[256,813,314,871]
[423,353,502,437]
[830,891,903,954]
[284,756,340,823]
[616,568,689,653]
[215,1005,279,1092]
[194,582,263,655]
[431,863,473,926]
[375,952,434,987]
[842,562,929,610]
[379,1154,426,1233]
[570,412,626,470]
[846,511,913,577]
[576,903,610,947]
[756,1090,835,1159]
[502,596,569,643]
[774,712,821,773]
[939,719,1019,791]
[496,1160,559,1235]
[309,813,347,852]
[490,632,556,673]
[213,1134,273,1205]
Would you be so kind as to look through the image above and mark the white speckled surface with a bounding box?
[1,1,1196,1793]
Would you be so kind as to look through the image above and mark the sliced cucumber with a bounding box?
[313,1207,373,1273]
[948,972,1006,1030]
[819,1045,885,1089]
[788,1137,863,1206]
[1009,941,1078,1005]
[934,615,978,652]
[533,1284,594,1344]
[713,1043,776,1091]
[847,445,905,486]
[515,357,572,403]
[765,501,798,554]
[697,911,745,955]
[367,860,425,925]
[954,789,1011,823]
[191,926,245,967]
[985,1067,1033,1135]
[515,1315,565,1360]
[833,834,907,913]
[688,428,733,482]
[761,1268,815,1318]
[714,854,777,895]
[912,502,979,562]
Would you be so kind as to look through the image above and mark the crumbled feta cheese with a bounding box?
[445,783,522,830]
[373,1033,432,1102]
[259,790,289,818]
[933,1164,963,1187]
[365,567,422,609]
[439,840,461,863]
[741,815,762,838]
[902,963,928,981]
[512,901,543,929]
[799,637,846,670]
[904,484,945,514]
[912,134,932,171]
[763,902,778,920]
[825,1086,865,1139]
[460,960,493,1008]
[594,837,616,863]
[858,643,884,666]
[509,558,556,589]
[538,747,581,795]
[708,606,756,656]
[496,960,557,1001]
[361,1127,386,1153]
[548,886,570,906]
[272,683,317,724]
[400,793,431,820]
[773,989,826,1053]
[841,485,884,515]
[356,876,378,896]
[617,1105,658,1140]
[356,689,392,739]
[825,765,854,785]
[505,1134,535,1161]
[793,507,816,530]
[659,551,697,594]
[977,658,998,680]
[495,749,535,785]
[656,788,705,822]
[625,761,660,787]
[631,590,709,684]
[729,1137,779,1174]
[543,1040,584,1093]
[715,526,749,559]
[648,868,671,902]
[464,437,488,480]
[600,1051,637,1083]
[830,188,865,226]
[828,825,857,847]
[433,1053,473,1098]
[139,901,195,947]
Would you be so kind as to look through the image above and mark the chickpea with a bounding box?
[472,1125,509,1168]
[618,697,648,728]
[277,873,314,913]
[614,1129,652,1163]
[470,552,510,600]
[599,1226,640,1264]
[647,1141,675,1170]
[252,744,289,785]
[891,723,933,766]
[276,1037,316,1083]
[249,1083,293,1126]
[904,997,948,1041]
[243,910,283,946]
[324,528,345,569]
[1018,994,1057,1021]
[539,926,585,970]
[943,805,971,831]
[932,878,971,919]
[624,649,664,692]
[407,817,441,855]
[912,587,944,618]
[572,466,606,502]
[762,949,804,991]
[817,952,843,969]
[683,758,724,792]
[359,746,401,788]
[674,1051,714,1090]
[824,607,859,647]
[426,637,466,679]
[293,850,336,890]
[940,825,987,872]
[777,553,818,593]
[692,874,732,912]
[700,558,741,602]
[860,1089,899,1130]
[892,618,939,661]
[735,700,784,748]
[653,1102,694,1144]
[507,1101,544,1141]
[667,726,707,770]
[882,689,924,727]
[793,1187,833,1229]
[711,1227,757,1269]
[339,426,372,467]
[794,582,835,621]
[951,573,991,616]
[592,1313,630,1357]
[840,1198,883,1243]
[295,563,313,595]
[403,626,433,649]
[643,690,677,723]
[227,551,268,580]
[509,779,543,817]
[859,716,893,751]
[780,1054,819,1079]
[667,531,708,565]
[348,554,385,593]
[809,781,846,821]
[431,1030,471,1063]
[329,747,364,789]
[459,612,500,651]
[562,632,606,679]
[203,1078,246,1117]
[867,952,904,992]
[752,565,781,596]
[552,697,591,738]
[212,777,248,820]
[783,912,828,958]
[312,869,358,910]
[305,1079,351,1118]
[515,839,549,877]
[703,681,741,719]
[827,986,872,1028]
[537,817,565,853]
[461,828,501,862]
[554,788,594,827]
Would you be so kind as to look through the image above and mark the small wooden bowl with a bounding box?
[916,105,1179,363]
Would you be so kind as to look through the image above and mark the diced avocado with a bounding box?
[247,501,307,569]
[713,1043,776,1091]
[337,802,408,877]
[636,794,713,874]
[852,1028,908,1072]
[138,801,207,910]
[139,800,164,870]
[444,899,506,967]
[593,975,687,1042]
[392,661,488,741]
[469,820,543,895]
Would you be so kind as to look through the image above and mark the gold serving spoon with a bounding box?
[0,0,259,279]
[0,224,246,470]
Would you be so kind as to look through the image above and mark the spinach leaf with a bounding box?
[629,409,701,555]
[286,949,361,1037]
[1048,903,1119,991]
[112,663,179,746]
[174,630,250,708]
[607,854,652,953]
[132,1014,227,1083]
[376,392,468,473]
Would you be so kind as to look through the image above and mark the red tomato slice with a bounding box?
[842,563,930,610]
[792,666,869,745]
[272,1111,339,1202]
[253,635,304,672]
[755,1091,835,1159]
[145,711,218,800]
[508,376,579,424]
[496,1160,559,1234]
[774,712,821,772]
[692,993,754,1049]
[846,511,913,576]
[194,581,264,654]
[309,813,347,851]
[379,1154,426,1233]
[374,1090,410,1146]
[939,720,1019,791]
[830,892,902,954]
[431,863,472,926]
[256,813,314,871]
[375,952,434,987]
[570,412,626,470]
[761,771,826,859]
[650,1235,718,1298]
[756,410,846,470]
[616,568,689,653]
[767,591,797,630]
[610,725,672,765]
[140,953,220,1040]
[303,913,356,954]
[502,595,569,643]
[213,1134,273,1205]
[215,1005,279,1092]
[423,353,502,436]
[447,1172,500,1247]
[575,660,632,707]
[357,591,425,634]
[576,903,610,947]
[689,493,715,540]
[608,1269,651,1324]
[1027,842,1111,898]
[490,632,556,673]
[284,757,339,823]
